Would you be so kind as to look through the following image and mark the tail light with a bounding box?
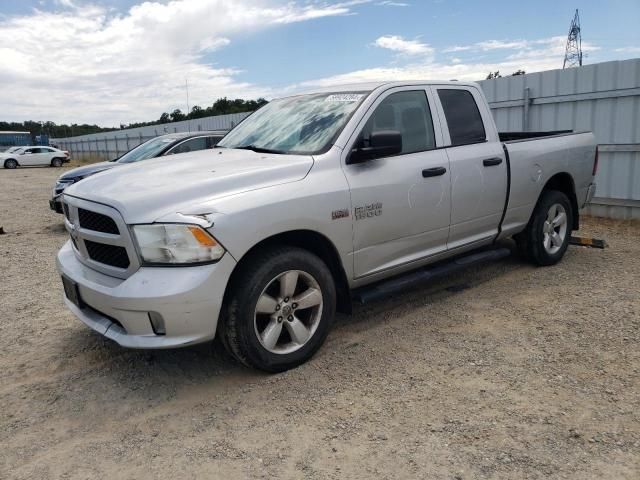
[592,146,599,176]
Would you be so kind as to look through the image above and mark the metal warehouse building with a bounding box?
[54,58,640,219]
[0,131,32,149]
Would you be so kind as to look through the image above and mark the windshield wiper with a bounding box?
[235,144,285,154]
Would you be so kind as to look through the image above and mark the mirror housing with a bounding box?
[348,130,402,164]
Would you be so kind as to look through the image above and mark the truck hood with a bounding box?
[58,161,118,181]
[64,148,314,223]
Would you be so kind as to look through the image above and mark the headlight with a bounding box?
[56,179,75,189]
[132,224,225,265]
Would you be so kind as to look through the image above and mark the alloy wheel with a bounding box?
[542,203,568,255]
[253,270,323,354]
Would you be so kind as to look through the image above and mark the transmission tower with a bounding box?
[563,9,583,69]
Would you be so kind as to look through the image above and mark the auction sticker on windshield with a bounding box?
[325,94,364,102]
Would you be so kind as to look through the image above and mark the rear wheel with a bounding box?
[516,190,572,266]
[219,247,336,372]
[4,159,18,169]
[51,158,63,167]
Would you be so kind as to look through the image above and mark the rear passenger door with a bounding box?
[40,147,57,165]
[342,87,451,279]
[432,86,508,250]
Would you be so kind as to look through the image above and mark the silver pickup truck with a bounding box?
[57,81,597,372]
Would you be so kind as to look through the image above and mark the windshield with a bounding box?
[218,92,370,154]
[117,136,178,164]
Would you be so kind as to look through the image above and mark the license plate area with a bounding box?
[61,275,84,308]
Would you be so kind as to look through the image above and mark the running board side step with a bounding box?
[352,247,512,305]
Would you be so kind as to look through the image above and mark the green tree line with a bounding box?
[1,97,267,139]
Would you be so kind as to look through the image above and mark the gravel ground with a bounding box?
[1,166,639,479]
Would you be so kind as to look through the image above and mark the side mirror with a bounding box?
[348,130,402,164]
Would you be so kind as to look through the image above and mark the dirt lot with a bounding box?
[1,166,638,479]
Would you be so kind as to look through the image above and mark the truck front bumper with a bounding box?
[56,240,236,349]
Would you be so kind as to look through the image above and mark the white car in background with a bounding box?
[1,146,70,169]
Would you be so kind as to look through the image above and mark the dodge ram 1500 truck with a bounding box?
[57,81,597,372]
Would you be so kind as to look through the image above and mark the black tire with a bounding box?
[51,158,63,167]
[219,246,336,372]
[516,190,573,266]
[4,159,18,169]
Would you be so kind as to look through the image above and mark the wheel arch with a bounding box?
[4,158,19,168]
[226,229,352,314]
[540,172,579,230]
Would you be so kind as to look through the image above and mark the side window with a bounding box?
[167,137,207,155]
[207,136,223,148]
[357,90,436,157]
[437,89,486,146]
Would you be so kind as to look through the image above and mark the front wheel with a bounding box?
[51,158,63,167]
[219,247,336,372]
[4,159,18,169]
[516,190,573,266]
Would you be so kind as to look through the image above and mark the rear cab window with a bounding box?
[437,89,486,146]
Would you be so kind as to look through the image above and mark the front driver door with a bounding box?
[342,88,451,279]
[20,147,39,166]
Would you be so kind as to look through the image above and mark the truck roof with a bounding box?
[298,80,479,96]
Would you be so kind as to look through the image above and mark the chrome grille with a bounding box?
[61,195,140,279]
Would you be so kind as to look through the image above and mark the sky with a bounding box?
[1,0,639,126]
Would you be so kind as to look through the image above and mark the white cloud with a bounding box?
[506,36,599,60]
[614,46,640,54]
[444,36,599,55]
[377,1,410,6]
[0,0,363,125]
[373,35,433,56]
[297,35,601,88]
[443,39,529,53]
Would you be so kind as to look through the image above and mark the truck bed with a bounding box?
[499,131,597,237]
